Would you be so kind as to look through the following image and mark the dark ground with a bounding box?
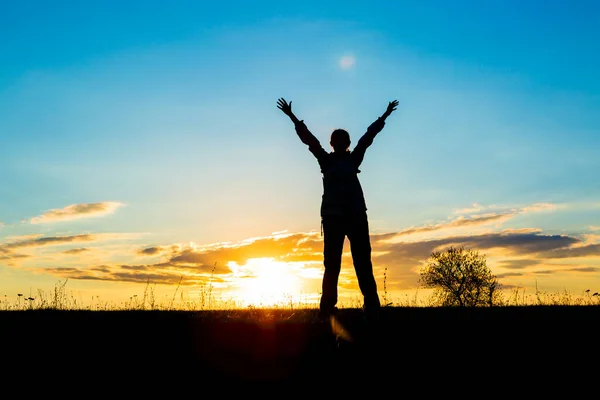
[2,306,598,394]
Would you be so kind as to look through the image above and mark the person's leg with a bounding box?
[320,215,346,316]
[347,213,380,314]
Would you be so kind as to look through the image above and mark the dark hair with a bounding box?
[330,129,350,152]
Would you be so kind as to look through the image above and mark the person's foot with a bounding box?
[318,306,338,322]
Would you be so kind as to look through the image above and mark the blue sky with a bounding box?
[1,1,599,307]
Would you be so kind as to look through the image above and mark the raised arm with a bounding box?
[353,100,399,162]
[277,98,325,154]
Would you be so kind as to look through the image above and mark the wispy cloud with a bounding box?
[136,246,166,256]
[393,213,514,238]
[0,253,30,262]
[1,233,144,250]
[453,203,483,214]
[3,234,45,241]
[3,234,96,249]
[29,202,124,224]
[62,248,90,255]
[453,202,565,217]
[0,235,95,267]
[0,233,144,267]
[390,201,569,244]
[519,202,567,214]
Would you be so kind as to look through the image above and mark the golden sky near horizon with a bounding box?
[2,200,599,308]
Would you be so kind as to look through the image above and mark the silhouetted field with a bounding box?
[2,306,598,393]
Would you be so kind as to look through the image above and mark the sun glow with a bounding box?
[231,257,304,307]
[339,55,355,70]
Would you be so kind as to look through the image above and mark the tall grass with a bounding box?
[1,277,598,311]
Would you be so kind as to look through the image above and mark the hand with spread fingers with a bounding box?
[277,98,293,116]
[382,99,399,120]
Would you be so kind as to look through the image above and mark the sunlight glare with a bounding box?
[234,258,302,307]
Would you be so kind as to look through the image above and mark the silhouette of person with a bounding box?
[277,98,399,321]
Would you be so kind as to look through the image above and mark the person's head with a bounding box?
[330,129,351,153]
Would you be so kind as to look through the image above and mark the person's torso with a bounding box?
[319,152,367,216]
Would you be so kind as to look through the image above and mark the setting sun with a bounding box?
[230,258,304,307]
